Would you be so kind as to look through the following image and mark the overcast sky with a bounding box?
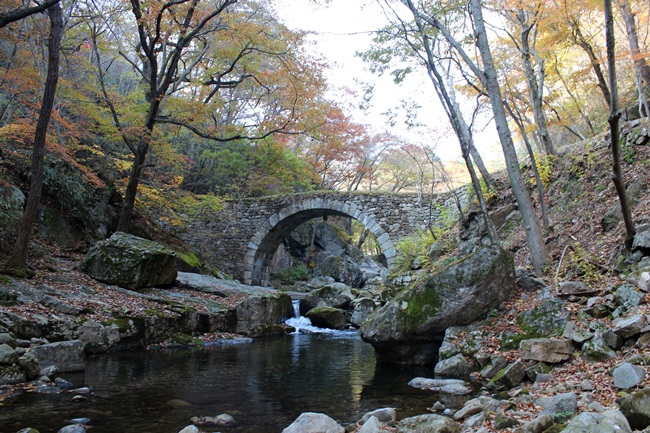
[272,0,502,164]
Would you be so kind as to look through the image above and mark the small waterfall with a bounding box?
[285,300,313,333]
[285,299,342,334]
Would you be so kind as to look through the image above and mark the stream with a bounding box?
[0,318,466,432]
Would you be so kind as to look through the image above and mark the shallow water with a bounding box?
[0,332,466,433]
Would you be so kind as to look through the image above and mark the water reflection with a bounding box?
[0,333,445,433]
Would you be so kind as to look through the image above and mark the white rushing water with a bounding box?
[286,300,349,334]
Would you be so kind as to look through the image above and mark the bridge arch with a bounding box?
[243,198,397,285]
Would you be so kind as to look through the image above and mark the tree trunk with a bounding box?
[116,143,148,232]
[605,0,636,250]
[519,13,555,155]
[469,0,548,275]
[469,141,494,190]
[570,22,611,108]
[5,3,63,274]
[505,101,550,232]
[616,0,650,112]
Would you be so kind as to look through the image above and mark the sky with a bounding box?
[271,0,472,162]
[270,1,506,168]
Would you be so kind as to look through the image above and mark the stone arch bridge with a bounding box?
[186,190,465,285]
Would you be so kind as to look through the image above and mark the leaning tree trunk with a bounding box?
[605,0,636,250]
[570,22,611,108]
[5,3,63,274]
[469,141,494,190]
[505,102,550,232]
[519,13,555,155]
[470,0,548,275]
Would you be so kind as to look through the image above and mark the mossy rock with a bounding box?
[361,245,516,365]
[305,307,348,329]
[517,298,568,338]
[79,232,177,290]
[170,333,203,346]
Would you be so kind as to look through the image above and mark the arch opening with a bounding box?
[244,201,396,286]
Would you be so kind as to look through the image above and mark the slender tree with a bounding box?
[615,0,650,115]
[399,0,548,274]
[5,2,64,274]
[605,0,636,250]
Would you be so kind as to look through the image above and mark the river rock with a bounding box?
[582,334,616,362]
[282,412,344,433]
[361,245,515,364]
[517,297,568,338]
[453,397,502,420]
[0,365,26,385]
[615,284,645,307]
[359,408,397,426]
[488,359,525,390]
[613,363,645,389]
[517,269,547,292]
[434,353,475,378]
[613,314,647,338]
[349,298,378,327]
[0,343,18,365]
[561,410,632,433]
[618,388,650,430]
[558,281,597,296]
[633,223,650,253]
[300,283,355,314]
[191,413,236,427]
[79,232,177,290]
[513,414,554,433]
[395,414,460,433]
[18,352,40,380]
[359,416,382,433]
[235,293,292,336]
[563,322,594,344]
[31,340,84,372]
[480,356,508,379]
[178,426,199,433]
[408,377,473,395]
[58,425,86,433]
[305,307,348,329]
[520,338,573,363]
[539,392,577,422]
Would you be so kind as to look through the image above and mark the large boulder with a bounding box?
[300,283,355,315]
[0,182,25,246]
[395,414,460,433]
[305,307,348,329]
[235,293,293,336]
[282,412,344,433]
[520,338,573,363]
[561,410,631,433]
[79,232,178,290]
[31,340,85,372]
[517,297,568,338]
[618,388,650,430]
[349,298,379,327]
[361,245,515,364]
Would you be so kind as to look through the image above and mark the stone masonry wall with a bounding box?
[181,187,468,284]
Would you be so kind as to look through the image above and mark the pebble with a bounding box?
[55,377,75,390]
[66,418,91,425]
[71,387,92,394]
